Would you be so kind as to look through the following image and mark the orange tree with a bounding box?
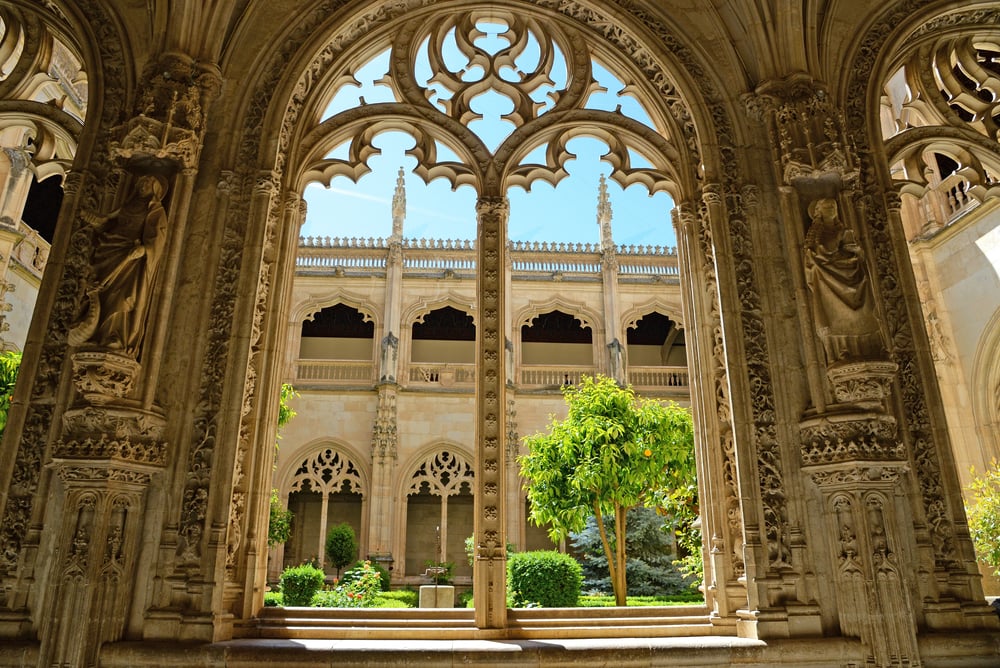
[519,375,695,605]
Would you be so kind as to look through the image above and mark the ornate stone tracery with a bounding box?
[407,449,474,498]
[290,447,365,496]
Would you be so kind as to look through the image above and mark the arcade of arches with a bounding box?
[1,1,1000,666]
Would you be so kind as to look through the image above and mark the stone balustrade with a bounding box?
[294,358,690,392]
[408,363,476,386]
[295,359,375,383]
[296,236,679,278]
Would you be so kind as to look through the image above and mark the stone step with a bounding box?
[251,605,722,641]
[511,604,709,620]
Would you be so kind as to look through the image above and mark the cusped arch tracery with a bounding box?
[293,291,380,328]
[287,445,367,497]
[406,448,474,498]
[516,297,597,332]
[403,295,476,330]
[287,2,697,198]
[621,300,685,333]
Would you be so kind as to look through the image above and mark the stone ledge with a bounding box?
[7,631,1000,667]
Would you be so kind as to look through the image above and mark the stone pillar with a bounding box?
[672,200,746,628]
[472,196,508,630]
[0,126,35,227]
[369,384,398,568]
[39,408,167,667]
[596,175,624,385]
[746,72,998,661]
[379,169,406,384]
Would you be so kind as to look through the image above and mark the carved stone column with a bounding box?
[472,196,508,630]
[369,383,398,570]
[748,72,998,660]
[8,50,223,662]
[671,200,746,628]
[596,175,624,385]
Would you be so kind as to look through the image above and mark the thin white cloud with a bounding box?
[327,187,391,204]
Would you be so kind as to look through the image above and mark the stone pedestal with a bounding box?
[419,585,455,608]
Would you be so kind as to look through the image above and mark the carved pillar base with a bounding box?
[800,411,921,667]
[36,406,166,667]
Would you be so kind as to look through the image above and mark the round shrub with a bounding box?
[507,550,582,608]
[279,563,326,606]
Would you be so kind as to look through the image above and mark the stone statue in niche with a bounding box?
[802,198,884,365]
[71,174,169,357]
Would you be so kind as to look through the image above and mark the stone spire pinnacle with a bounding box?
[391,167,406,239]
[597,174,613,250]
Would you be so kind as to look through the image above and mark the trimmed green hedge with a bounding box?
[377,590,418,607]
[279,563,326,606]
[507,550,582,608]
[578,593,703,607]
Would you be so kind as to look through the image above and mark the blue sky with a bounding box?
[300,23,677,249]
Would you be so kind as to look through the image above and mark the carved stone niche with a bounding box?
[71,350,141,405]
[109,51,220,171]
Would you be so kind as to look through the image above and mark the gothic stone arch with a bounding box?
[0,2,996,667]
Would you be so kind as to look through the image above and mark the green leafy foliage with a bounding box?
[571,507,697,596]
[279,563,326,606]
[519,375,695,605]
[263,591,284,607]
[344,559,391,591]
[966,460,1000,575]
[277,383,298,430]
[325,523,358,576]
[377,590,418,608]
[507,550,582,608]
[423,559,454,585]
[267,489,294,547]
[578,593,703,607]
[312,560,382,607]
[0,351,22,436]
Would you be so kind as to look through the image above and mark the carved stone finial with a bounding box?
[391,167,406,239]
[597,174,614,251]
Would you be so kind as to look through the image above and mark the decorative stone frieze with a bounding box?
[799,413,901,468]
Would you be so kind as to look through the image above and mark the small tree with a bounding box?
[325,522,358,577]
[967,460,1000,575]
[0,351,22,436]
[268,384,298,546]
[520,375,695,605]
[267,489,294,547]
